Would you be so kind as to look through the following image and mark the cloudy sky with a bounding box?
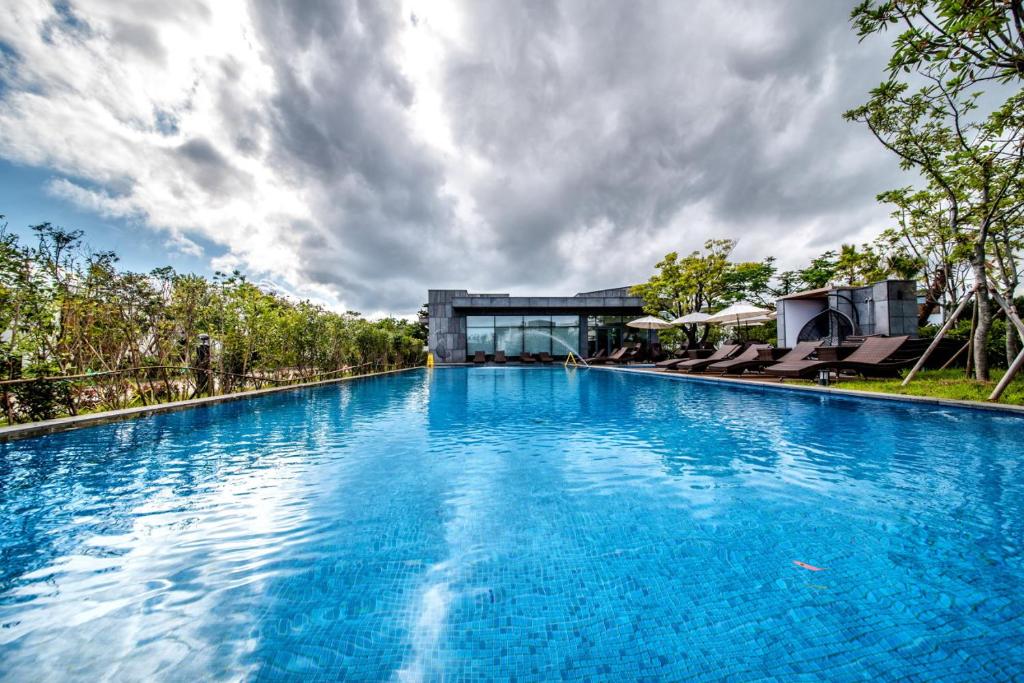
[0,0,907,316]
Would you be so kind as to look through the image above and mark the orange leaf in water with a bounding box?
[793,560,825,571]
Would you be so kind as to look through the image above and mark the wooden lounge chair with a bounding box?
[708,341,821,375]
[472,350,486,364]
[583,349,608,363]
[537,352,554,363]
[766,335,911,379]
[654,349,692,369]
[494,350,507,364]
[706,342,824,375]
[624,344,645,363]
[520,352,537,363]
[591,347,629,365]
[705,344,772,374]
[661,344,740,372]
[608,345,641,365]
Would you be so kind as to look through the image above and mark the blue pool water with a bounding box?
[1,367,1022,681]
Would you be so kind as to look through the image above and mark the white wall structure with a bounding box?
[777,298,827,348]
[776,279,919,348]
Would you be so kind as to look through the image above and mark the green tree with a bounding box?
[724,258,777,306]
[845,1,1024,379]
[851,1,1024,85]
[798,251,839,289]
[0,218,424,423]
[876,186,974,325]
[631,240,776,348]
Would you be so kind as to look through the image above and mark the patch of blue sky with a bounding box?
[41,2,94,44]
[153,108,180,136]
[0,159,223,278]
[0,40,19,98]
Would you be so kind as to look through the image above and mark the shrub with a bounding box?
[12,362,73,422]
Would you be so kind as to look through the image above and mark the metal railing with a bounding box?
[0,359,419,425]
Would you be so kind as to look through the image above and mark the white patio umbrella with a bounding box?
[626,315,674,330]
[703,302,773,325]
[669,311,712,325]
[721,312,775,326]
[706,302,774,341]
[627,315,673,355]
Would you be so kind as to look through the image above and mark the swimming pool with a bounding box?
[1,367,1022,680]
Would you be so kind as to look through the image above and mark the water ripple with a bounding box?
[0,368,1022,680]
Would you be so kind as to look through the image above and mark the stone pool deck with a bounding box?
[602,365,1024,416]
[0,366,423,443]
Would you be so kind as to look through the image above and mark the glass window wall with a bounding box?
[465,314,580,356]
[550,326,578,354]
[495,326,524,355]
[587,315,634,356]
[467,328,495,354]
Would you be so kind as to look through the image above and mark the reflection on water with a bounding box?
[1,368,1022,681]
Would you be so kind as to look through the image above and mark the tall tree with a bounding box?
[876,186,973,325]
[847,1,1024,380]
[631,240,776,348]
[0,218,424,422]
[851,1,1024,84]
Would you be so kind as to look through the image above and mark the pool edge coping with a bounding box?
[0,366,425,442]
[598,366,1024,416]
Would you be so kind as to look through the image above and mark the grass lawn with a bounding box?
[791,368,1024,406]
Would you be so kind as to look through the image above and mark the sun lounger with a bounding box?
[472,350,486,364]
[494,350,507,364]
[608,345,642,365]
[654,353,686,369]
[592,347,629,365]
[583,349,608,363]
[537,352,554,363]
[766,336,911,379]
[707,342,821,375]
[661,344,740,372]
[520,352,537,363]
[598,348,630,362]
[705,344,772,374]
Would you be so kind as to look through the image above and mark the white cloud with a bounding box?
[0,1,906,314]
[45,177,140,219]
[1,0,326,299]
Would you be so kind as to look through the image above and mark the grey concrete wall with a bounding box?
[779,279,919,344]
[777,299,826,347]
[884,280,919,337]
[451,295,645,310]
[428,289,468,363]
[574,286,634,297]
[828,290,861,336]
[429,287,650,362]
[831,280,919,339]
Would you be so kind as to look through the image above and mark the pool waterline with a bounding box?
[595,365,1024,416]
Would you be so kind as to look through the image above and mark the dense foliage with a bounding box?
[629,240,776,348]
[0,220,424,422]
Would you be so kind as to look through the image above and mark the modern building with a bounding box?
[427,287,649,363]
[776,279,919,348]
